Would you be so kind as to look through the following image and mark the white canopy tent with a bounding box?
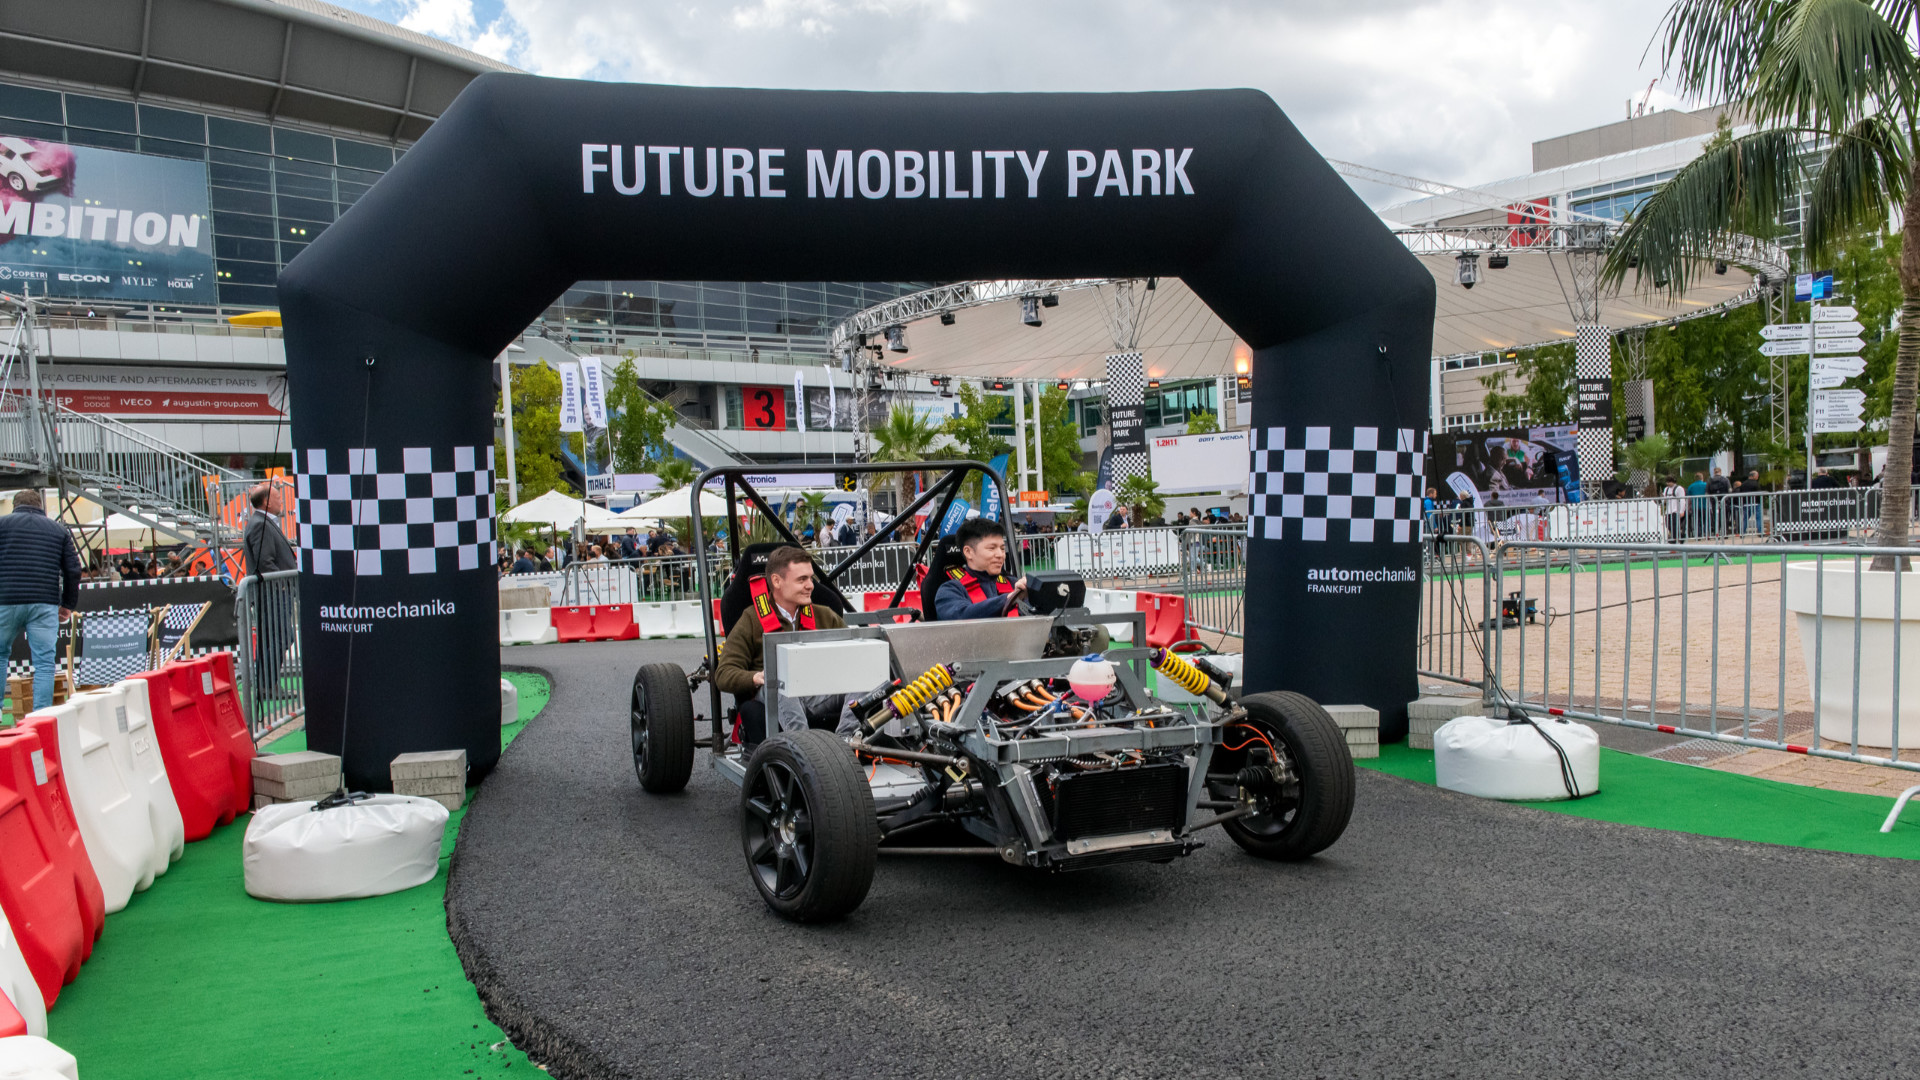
[623,486,730,519]
[502,489,627,531]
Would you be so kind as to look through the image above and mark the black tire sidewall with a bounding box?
[632,663,695,793]
[1222,691,1355,860]
[739,730,877,922]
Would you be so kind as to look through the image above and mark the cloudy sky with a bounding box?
[335,0,1698,207]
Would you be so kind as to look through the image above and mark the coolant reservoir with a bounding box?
[1433,715,1600,801]
[1067,654,1116,703]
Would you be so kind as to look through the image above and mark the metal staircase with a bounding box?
[1,296,248,543]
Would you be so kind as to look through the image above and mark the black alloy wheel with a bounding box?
[1211,691,1355,860]
[631,662,695,793]
[740,730,877,922]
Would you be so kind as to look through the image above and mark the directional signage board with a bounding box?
[1810,357,1867,379]
[1758,323,1809,340]
[1760,340,1812,357]
[1811,388,1866,432]
[1813,337,1866,354]
[1814,320,1864,337]
[1808,371,1847,390]
[1813,306,1858,321]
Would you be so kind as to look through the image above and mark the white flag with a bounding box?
[827,370,838,431]
[558,363,584,433]
[578,356,609,429]
[794,370,807,433]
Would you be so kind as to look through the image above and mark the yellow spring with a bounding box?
[1151,648,1212,696]
[888,663,955,717]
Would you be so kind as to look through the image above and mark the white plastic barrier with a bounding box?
[112,677,186,867]
[0,1036,77,1080]
[500,678,518,727]
[244,795,451,902]
[0,913,46,1039]
[663,600,706,638]
[1434,715,1601,801]
[499,607,559,646]
[1083,588,1137,643]
[632,602,679,639]
[44,688,160,913]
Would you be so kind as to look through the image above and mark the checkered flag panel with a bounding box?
[1248,426,1426,543]
[79,609,152,686]
[1574,323,1613,486]
[294,446,497,575]
[1104,351,1150,487]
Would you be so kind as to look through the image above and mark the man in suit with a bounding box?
[243,483,298,697]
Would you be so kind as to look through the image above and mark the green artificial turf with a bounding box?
[45,671,551,1079]
[1359,741,1920,861]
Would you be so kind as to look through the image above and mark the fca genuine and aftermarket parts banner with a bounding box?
[0,135,215,304]
[3,364,285,418]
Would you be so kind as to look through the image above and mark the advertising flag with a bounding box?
[558,363,584,433]
[794,370,807,433]
[578,356,609,428]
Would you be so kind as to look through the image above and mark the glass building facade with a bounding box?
[0,78,925,355]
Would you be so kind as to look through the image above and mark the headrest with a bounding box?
[717,541,850,636]
[917,535,967,621]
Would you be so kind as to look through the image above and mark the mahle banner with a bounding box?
[0,135,215,303]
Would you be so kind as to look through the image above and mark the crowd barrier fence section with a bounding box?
[550,605,640,643]
[499,608,559,645]
[1425,484,1919,548]
[1431,536,1920,773]
[1178,526,1246,642]
[110,678,186,865]
[38,695,160,914]
[0,724,104,1007]
[235,570,303,744]
[0,913,41,1038]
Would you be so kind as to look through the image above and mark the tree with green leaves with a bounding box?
[1610,0,1920,568]
[1185,408,1220,435]
[653,456,697,490]
[494,361,571,512]
[872,404,948,511]
[1618,431,1684,495]
[1116,474,1166,524]
[1024,385,1092,497]
[603,355,681,473]
[942,384,1014,501]
[1480,342,1579,426]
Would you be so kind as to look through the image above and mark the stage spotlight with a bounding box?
[1021,296,1043,327]
[1714,261,1728,275]
[885,325,908,352]
[1056,379,1071,391]
[940,310,956,326]
[1040,293,1059,308]
[1487,253,1509,270]
[1147,378,1160,390]
[1502,348,1519,362]
[1455,252,1480,289]
[1145,277,1157,290]
[988,379,1011,391]
[1235,374,1251,391]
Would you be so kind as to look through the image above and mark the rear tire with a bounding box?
[740,730,877,922]
[1218,691,1354,860]
[631,663,695,793]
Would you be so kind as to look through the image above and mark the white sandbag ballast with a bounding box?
[243,795,451,902]
[1434,714,1600,802]
[500,678,518,727]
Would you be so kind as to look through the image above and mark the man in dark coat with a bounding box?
[0,489,80,710]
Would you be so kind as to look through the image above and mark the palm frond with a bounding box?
[1751,0,1919,130]
[1601,128,1804,297]
[1657,0,1793,104]
[1803,113,1911,256]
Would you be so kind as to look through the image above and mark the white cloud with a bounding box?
[347,0,1689,200]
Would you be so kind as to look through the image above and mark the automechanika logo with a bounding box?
[1306,565,1418,595]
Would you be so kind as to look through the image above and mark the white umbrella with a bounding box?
[623,486,729,519]
[100,510,192,546]
[502,490,626,531]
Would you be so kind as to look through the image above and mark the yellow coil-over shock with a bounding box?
[888,662,956,718]
[1150,648,1229,705]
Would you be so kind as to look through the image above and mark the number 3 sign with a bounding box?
[741,385,786,430]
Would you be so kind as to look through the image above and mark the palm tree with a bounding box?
[1608,0,1918,570]
[1619,432,1683,496]
[870,405,947,512]
[652,456,697,490]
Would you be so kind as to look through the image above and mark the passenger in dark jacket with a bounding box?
[0,489,81,710]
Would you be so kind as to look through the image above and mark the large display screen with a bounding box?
[1429,424,1579,507]
[0,135,215,304]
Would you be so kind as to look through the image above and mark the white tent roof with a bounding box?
[869,265,1757,381]
[502,490,626,531]
[623,486,730,519]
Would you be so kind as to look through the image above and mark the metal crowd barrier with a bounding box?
[1472,539,1920,772]
[235,568,302,743]
[1419,536,1495,689]
[1427,484,1914,547]
[1178,525,1247,639]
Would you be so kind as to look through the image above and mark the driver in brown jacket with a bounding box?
[715,546,846,747]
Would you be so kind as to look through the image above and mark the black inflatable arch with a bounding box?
[279,75,1435,789]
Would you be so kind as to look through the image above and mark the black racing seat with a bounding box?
[716,541,852,639]
[916,535,966,622]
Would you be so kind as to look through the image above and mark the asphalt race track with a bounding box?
[455,641,1920,1080]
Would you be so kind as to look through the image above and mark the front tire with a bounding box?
[1216,691,1354,860]
[740,730,877,922]
[631,663,695,793]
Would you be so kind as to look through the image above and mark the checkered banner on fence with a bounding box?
[80,609,151,685]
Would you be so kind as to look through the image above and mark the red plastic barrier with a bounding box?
[0,723,105,1007]
[1135,592,1195,649]
[197,653,257,804]
[861,590,922,622]
[130,660,248,841]
[0,985,24,1038]
[549,605,639,643]
[711,598,723,633]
